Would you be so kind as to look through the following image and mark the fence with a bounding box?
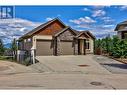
[17,49,35,65]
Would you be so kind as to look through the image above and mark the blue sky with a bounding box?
[15,6,127,38]
[1,5,127,46]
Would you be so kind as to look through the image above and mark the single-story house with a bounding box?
[115,20,127,39]
[18,18,95,56]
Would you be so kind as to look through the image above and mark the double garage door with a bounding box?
[36,40,74,56]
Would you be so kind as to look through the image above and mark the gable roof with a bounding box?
[18,18,95,41]
[75,31,95,39]
[119,20,127,25]
[76,31,90,38]
[86,31,96,39]
[19,18,66,40]
[115,20,127,31]
[53,26,77,37]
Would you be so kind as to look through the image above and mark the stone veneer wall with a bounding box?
[55,30,77,55]
[74,39,78,55]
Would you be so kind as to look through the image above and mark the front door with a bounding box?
[78,39,86,55]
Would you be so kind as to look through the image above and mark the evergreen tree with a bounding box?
[0,39,5,56]
[11,38,17,52]
[11,38,17,59]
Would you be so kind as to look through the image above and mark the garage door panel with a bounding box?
[36,40,53,56]
[60,41,74,55]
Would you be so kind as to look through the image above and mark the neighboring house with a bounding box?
[18,18,95,56]
[115,20,127,39]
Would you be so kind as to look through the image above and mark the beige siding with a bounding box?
[18,38,32,50]
[85,39,94,54]
[119,25,126,30]
[32,35,52,49]
[117,31,122,39]
[89,39,94,53]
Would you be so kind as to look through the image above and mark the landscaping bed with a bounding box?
[103,54,127,64]
[0,56,19,65]
[95,36,127,65]
[111,57,127,64]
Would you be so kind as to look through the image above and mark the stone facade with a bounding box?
[55,29,77,55]
[74,39,78,55]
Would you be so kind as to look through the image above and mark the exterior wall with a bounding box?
[34,21,65,36]
[56,30,76,55]
[117,25,127,39]
[74,39,78,55]
[18,38,32,51]
[85,38,94,54]
[120,31,127,39]
[32,35,52,49]
[89,39,94,53]
[117,31,122,39]
[118,25,126,30]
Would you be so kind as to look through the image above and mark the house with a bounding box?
[18,18,95,56]
[115,20,127,39]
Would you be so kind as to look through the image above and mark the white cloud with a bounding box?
[69,19,81,24]
[76,24,92,29]
[70,16,116,39]
[0,18,41,27]
[103,25,114,28]
[0,18,41,45]
[69,16,96,25]
[101,16,115,23]
[120,6,127,10]
[93,6,111,10]
[46,17,54,21]
[92,29,116,39]
[80,17,96,23]
[92,10,106,17]
[83,8,90,11]
[20,27,27,32]
[114,6,127,11]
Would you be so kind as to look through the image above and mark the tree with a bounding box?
[0,39,5,56]
[11,38,17,59]
[11,38,17,51]
[95,35,127,58]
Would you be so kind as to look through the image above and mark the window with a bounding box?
[86,40,90,49]
[27,38,31,42]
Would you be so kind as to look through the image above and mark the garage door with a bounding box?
[60,41,74,55]
[36,40,53,56]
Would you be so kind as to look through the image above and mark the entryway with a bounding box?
[78,39,86,55]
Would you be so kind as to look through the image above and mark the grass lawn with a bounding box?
[0,56,16,62]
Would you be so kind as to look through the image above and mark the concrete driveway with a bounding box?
[36,55,110,74]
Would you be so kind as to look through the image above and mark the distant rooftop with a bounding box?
[119,20,127,25]
[115,20,127,31]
